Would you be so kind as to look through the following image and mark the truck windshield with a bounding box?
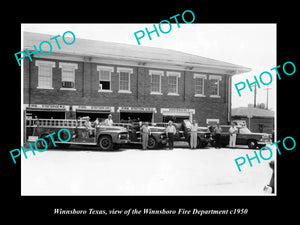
[184,120,192,128]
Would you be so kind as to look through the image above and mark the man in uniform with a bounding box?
[214,123,222,148]
[140,122,151,150]
[166,121,176,150]
[229,122,238,148]
[104,114,113,126]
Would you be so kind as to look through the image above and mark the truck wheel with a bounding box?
[248,140,258,149]
[196,137,202,148]
[38,133,54,149]
[147,136,157,149]
[98,135,113,151]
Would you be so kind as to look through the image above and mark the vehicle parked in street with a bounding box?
[26,118,130,151]
[113,123,168,149]
[212,125,272,149]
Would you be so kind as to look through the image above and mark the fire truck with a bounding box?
[25,118,130,150]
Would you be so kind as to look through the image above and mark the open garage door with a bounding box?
[120,112,153,123]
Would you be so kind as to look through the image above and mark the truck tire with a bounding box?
[247,140,258,149]
[38,133,54,149]
[98,135,113,151]
[147,136,157,149]
[196,137,202,148]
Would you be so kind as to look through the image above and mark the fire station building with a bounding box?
[23,32,250,125]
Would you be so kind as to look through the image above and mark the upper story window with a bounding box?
[59,62,78,90]
[149,70,164,95]
[97,66,114,92]
[117,67,133,93]
[209,75,222,98]
[167,71,180,96]
[36,60,56,89]
[194,74,207,97]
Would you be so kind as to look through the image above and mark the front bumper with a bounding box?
[258,140,271,145]
[160,139,168,145]
[116,139,130,144]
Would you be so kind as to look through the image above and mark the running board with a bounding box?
[54,141,97,145]
[129,142,142,145]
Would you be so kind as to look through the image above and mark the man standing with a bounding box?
[104,114,113,126]
[190,120,198,149]
[166,121,176,150]
[214,123,222,148]
[141,122,151,150]
[229,122,238,148]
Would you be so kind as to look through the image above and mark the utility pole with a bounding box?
[254,84,257,108]
[264,88,271,110]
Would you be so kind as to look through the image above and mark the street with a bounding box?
[21,142,275,195]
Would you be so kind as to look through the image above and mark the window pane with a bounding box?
[100,70,110,81]
[168,76,177,93]
[151,74,160,92]
[211,79,218,95]
[62,69,74,82]
[195,77,204,94]
[38,65,52,87]
[99,70,111,90]
[120,72,129,90]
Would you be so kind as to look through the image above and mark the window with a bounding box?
[209,75,222,97]
[36,60,56,89]
[97,66,113,92]
[59,62,78,90]
[167,71,180,95]
[149,70,163,95]
[117,67,133,93]
[194,74,207,97]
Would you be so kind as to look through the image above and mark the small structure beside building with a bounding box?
[231,106,274,134]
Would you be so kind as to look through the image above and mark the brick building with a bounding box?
[23,32,250,126]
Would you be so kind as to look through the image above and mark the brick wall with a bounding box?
[24,57,231,126]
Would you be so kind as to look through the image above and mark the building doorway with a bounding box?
[76,111,110,122]
[120,112,153,123]
[26,109,66,119]
[162,115,190,123]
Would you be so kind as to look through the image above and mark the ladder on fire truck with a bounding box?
[26,118,89,128]
[25,118,91,143]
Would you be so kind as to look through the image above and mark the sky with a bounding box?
[22,23,276,110]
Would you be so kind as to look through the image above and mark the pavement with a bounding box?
[21,142,275,196]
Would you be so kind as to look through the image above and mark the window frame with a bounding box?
[149,70,164,95]
[193,73,207,97]
[97,65,114,93]
[36,60,56,89]
[117,67,133,93]
[209,75,222,98]
[59,62,78,91]
[166,71,180,96]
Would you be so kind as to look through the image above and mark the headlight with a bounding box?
[160,134,167,139]
[118,133,128,139]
